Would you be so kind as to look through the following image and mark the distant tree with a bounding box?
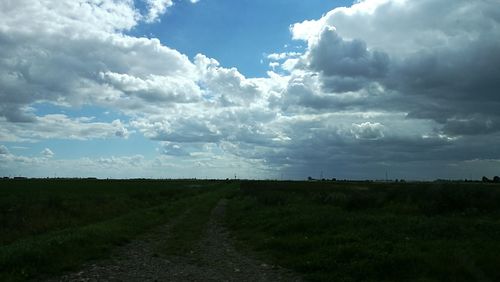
[494,176,500,183]
[308,176,313,181]
[482,176,491,183]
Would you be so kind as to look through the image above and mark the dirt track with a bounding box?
[47,199,302,282]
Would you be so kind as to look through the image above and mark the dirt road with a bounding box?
[47,199,302,282]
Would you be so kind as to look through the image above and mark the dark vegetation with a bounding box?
[0,179,230,281]
[227,181,500,281]
[2,179,500,281]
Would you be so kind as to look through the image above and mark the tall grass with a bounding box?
[0,179,226,281]
[227,181,500,281]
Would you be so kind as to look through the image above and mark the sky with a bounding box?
[1,0,499,180]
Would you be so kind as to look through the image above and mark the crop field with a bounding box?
[1,179,500,281]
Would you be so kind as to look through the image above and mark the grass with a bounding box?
[160,182,237,257]
[0,179,228,281]
[226,181,500,282]
[4,179,500,281]
[0,179,208,245]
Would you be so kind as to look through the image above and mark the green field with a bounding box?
[227,181,500,281]
[0,179,233,281]
[2,179,500,281]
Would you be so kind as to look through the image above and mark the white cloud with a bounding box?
[195,54,262,106]
[100,71,202,104]
[266,52,301,61]
[269,62,280,70]
[1,0,500,180]
[0,0,198,123]
[0,0,140,34]
[41,148,55,158]
[0,115,131,142]
[142,0,202,23]
[351,122,384,140]
[143,0,174,23]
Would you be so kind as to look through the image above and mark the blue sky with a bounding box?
[1,0,500,180]
[132,0,352,77]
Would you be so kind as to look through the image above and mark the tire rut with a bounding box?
[45,200,302,282]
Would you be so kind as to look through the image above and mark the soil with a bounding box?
[46,199,302,282]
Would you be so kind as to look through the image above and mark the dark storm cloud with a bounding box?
[0,104,36,123]
[308,27,389,78]
[390,39,500,126]
[306,26,389,93]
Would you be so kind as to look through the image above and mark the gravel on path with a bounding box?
[46,199,302,282]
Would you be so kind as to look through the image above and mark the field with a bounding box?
[1,179,500,281]
[0,179,232,281]
[227,181,500,281]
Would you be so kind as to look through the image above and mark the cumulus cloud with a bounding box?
[142,0,201,23]
[0,145,9,155]
[351,122,384,140]
[269,0,500,178]
[160,143,191,156]
[291,0,500,128]
[0,0,198,121]
[143,0,174,23]
[306,26,389,79]
[1,0,499,180]
[195,54,262,106]
[100,71,201,104]
[0,115,131,142]
[267,52,301,61]
[41,148,55,158]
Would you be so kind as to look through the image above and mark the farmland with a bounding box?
[1,179,500,281]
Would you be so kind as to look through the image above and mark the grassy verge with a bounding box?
[0,179,225,281]
[226,181,500,282]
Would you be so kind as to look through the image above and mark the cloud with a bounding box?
[1,0,500,180]
[267,52,301,61]
[142,0,202,23]
[100,71,201,104]
[0,0,198,130]
[0,145,9,155]
[41,148,54,158]
[291,0,500,117]
[306,26,389,79]
[0,115,131,142]
[351,122,384,140]
[266,0,500,178]
[160,143,191,156]
[143,0,174,23]
[195,54,262,106]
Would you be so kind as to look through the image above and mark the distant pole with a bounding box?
[385,170,388,182]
